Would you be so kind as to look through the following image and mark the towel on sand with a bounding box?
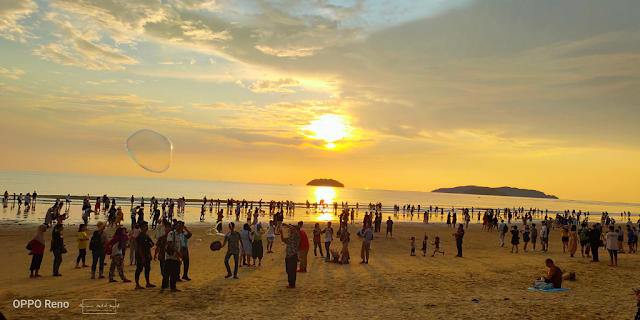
[527,287,571,292]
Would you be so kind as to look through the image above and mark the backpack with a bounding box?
[503,224,508,234]
[89,231,102,251]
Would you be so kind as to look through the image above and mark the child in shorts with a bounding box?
[431,237,445,257]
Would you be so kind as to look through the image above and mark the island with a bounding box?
[431,186,558,199]
[306,179,344,188]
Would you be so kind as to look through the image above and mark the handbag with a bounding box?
[26,240,32,251]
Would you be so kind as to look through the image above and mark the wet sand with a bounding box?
[0,219,638,319]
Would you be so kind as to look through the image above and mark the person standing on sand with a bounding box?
[589,224,601,262]
[161,222,183,292]
[530,223,538,251]
[75,224,90,268]
[605,225,619,267]
[221,222,243,279]
[386,217,393,238]
[90,222,109,279]
[453,224,465,257]
[540,221,548,253]
[240,224,253,267]
[568,225,579,257]
[281,223,301,289]
[266,220,275,253]
[154,221,171,274]
[297,221,310,272]
[134,221,156,289]
[50,224,65,277]
[29,225,46,278]
[322,222,334,262]
[251,224,264,266]
[312,223,324,258]
[578,223,590,258]
[360,225,373,264]
[339,223,351,263]
[180,224,193,281]
[510,226,520,253]
[498,220,507,247]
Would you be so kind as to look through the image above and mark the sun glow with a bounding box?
[302,114,353,149]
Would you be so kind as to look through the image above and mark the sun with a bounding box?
[302,114,353,149]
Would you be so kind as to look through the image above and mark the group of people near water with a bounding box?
[3,190,38,210]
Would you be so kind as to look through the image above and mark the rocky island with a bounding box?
[432,186,558,199]
[306,179,344,188]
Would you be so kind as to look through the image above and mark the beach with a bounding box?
[1,218,638,319]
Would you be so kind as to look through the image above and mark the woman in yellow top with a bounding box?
[76,224,90,268]
[115,207,124,226]
[561,226,569,253]
[251,224,265,266]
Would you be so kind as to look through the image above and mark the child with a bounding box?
[410,237,416,256]
[431,237,444,257]
[422,234,428,257]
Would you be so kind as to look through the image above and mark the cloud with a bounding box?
[0,67,25,80]
[248,77,299,93]
[86,81,99,85]
[0,82,34,94]
[0,0,37,41]
[191,102,243,110]
[33,16,139,70]
[159,62,183,65]
[44,93,163,109]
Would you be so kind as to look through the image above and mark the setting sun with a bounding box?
[302,114,353,149]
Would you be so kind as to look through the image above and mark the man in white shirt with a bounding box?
[498,220,507,247]
[540,221,548,253]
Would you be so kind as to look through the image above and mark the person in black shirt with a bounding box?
[134,221,155,289]
[454,224,465,257]
[50,224,65,276]
[589,224,601,262]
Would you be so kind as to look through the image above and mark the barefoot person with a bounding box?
[430,237,445,257]
[605,225,619,267]
[107,227,131,283]
[360,225,373,264]
[161,222,183,292]
[386,217,393,238]
[29,225,46,278]
[50,224,65,277]
[322,222,334,262]
[90,222,109,279]
[75,224,90,269]
[281,223,301,288]
[134,221,156,289]
[297,221,310,272]
[454,224,465,257]
[221,222,243,279]
[532,259,562,290]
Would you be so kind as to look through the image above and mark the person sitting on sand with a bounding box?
[532,259,562,290]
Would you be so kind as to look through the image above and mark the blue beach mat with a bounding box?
[527,287,571,292]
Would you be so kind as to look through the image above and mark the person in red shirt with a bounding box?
[297,221,310,272]
[30,225,47,278]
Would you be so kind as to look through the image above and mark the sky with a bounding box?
[0,0,639,203]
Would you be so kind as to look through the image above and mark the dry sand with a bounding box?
[0,219,638,319]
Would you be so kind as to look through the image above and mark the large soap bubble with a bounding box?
[125,129,173,173]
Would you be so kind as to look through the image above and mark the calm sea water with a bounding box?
[1,170,638,225]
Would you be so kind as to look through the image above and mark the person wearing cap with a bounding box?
[281,223,301,288]
[90,221,109,279]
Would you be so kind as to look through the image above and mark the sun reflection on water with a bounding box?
[313,187,336,221]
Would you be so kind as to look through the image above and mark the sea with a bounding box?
[1,170,638,225]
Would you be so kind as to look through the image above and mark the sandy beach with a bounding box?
[0,218,638,320]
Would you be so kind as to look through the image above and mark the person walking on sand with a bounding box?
[281,223,301,289]
[134,221,156,289]
[421,234,428,256]
[522,225,531,252]
[266,220,275,253]
[107,227,131,283]
[221,222,243,279]
[561,226,569,253]
[530,223,538,251]
[498,220,507,247]
[540,221,548,253]
[29,225,47,278]
[360,225,373,264]
[251,224,264,266]
[297,221,310,272]
[568,225,579,257]
[50,224,65,277]
[454,224,465,257]
[605,225,619,267]
[75,224,90,268]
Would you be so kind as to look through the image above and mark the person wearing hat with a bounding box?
[281,223,301,288]
[90,221,109,279]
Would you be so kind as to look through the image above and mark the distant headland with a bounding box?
[432,186,558,199]
[306,179,344,188]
